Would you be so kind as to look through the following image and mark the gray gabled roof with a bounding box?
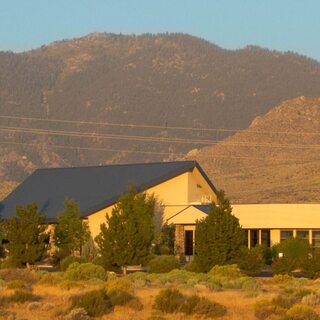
[0,161,217,223]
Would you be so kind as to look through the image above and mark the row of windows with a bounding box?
[280,230,320,247]
[245,229,320,248]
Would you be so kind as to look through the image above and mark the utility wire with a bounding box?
[0,140,319,162]
[1,114,320,136]
[0,125,320,149]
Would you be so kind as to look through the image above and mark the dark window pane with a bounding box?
[261,230,271,247]
[280,230,293,242]
[185,230,193,256]
[250,230,259,248]
[296,230,309,240]
[312,231,320,248]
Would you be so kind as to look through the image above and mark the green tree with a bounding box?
[193,190,246,272]
[96,187,156,269]
[4,203,47,268]
[54,198,90,256]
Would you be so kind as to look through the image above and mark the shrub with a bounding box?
[65,308,90,320]
[59,279,82,290]
[60,256,86,271]
[285,304,319,320]
[126,271,150,287]
[66,262,106,281]
[254,300,286,320]
[0,268,36,285]
[237,246,265,276]
[153,288,185,313]
[180,295,201,315]
[192,297,227,318]
[208,264,242,279]
[147,255,180,273]
[272,294,300,309]
[302,294,320,307]
[27,301,42,310]
[10,289,35,303]
[106,277,133,295]
[274,238,311,260]
[70,289,112,317]
[301,250,320,279]
[108,289,134,306]
[127,297,144,311]
[184,259,203,273]
[272,257,297,275]
[37,272,64,286]
[6,279,25,289]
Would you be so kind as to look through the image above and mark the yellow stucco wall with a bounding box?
[232,204,320,229]
[270,230,280,246]
[87,169,216,239]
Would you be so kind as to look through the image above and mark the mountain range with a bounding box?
[0,33,319,202]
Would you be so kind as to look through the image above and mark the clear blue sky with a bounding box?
[1,0,319,61]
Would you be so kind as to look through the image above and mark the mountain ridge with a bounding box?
[0,32,320,188]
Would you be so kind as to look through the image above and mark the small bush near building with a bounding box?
[147,255,180,273]
[70,289,112,317]
[275,237,311,260]
[65,262,106,281]
[153,288,185,313]
[300,250,320,279]
[208,264,243,278]
[272,256,297,275]
[237,246,265,276]
[60,255,86,271]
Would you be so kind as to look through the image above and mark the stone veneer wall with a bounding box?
[174,225,185,261]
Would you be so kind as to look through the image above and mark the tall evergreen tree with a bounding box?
[194,190,246,272]
[4,203,47,268]
[54,198,90,255]
[96,187,156,268]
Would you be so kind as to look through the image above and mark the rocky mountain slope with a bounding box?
[1,33,320,184]
[186,97,320,203]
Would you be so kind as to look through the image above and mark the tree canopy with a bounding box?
[193,190,246,272]
[4,203,47,268]
[96,186,156,269]
[54,198,90,255]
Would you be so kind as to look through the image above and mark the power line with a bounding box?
[0,141,184,156]
[1,114,320,136]
[0,140,319,162]
[1,125,320,149]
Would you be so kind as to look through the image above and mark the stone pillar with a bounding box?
[174,225,185,262]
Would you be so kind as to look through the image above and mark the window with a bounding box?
[185,230,194,256]
[250,230,259,248]
[244,230,249,247]
[261,229,271,247]
[296,230,309,241]
[312,231,320,248]
[280,230,293,242]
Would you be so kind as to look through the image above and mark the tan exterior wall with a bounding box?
[232,204,320,229]
[187,168,217,204]
[270,230,280,246]
[87,170,216,239]
[87,205,114,240]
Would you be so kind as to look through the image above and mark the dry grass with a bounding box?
[0,277,319,319]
